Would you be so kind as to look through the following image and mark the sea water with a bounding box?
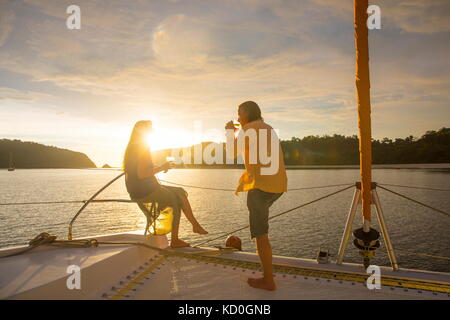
[1,168,449,273]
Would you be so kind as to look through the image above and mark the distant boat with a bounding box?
[8,152,15,171]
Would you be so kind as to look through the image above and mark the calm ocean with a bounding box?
[1,168,449,272]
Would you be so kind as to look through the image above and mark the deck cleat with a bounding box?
[353,227,380,269]
[316,247,330,264]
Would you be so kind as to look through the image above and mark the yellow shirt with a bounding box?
[234,120,288,194]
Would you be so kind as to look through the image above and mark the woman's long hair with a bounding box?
[123,120,152,173]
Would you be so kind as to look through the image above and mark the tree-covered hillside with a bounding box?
[0,139,96,168]
[151,127,449,166]
[282,127,450,165]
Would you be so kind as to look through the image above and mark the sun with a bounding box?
[145,125,196,151]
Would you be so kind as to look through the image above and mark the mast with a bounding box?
[354,0,372,231]
[338,0,398,270]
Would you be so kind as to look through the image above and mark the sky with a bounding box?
[0,0,449,167]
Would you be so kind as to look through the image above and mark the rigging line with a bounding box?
[287,183,355,191]
[0,200,85,206]
[0,199,136,206]
[379,183,450,192]
[0,183,354,206]
[377,185,450,218]
[193,184,355,247]
[158,179,234,191]
[0,181,354,206]
[158,179,354,192]
[168,230,230,241]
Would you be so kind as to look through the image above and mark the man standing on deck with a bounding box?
[225,101,288,291]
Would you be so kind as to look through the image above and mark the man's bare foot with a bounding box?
[247,277,277,291]
[170,239,190,248]
[192,224,208,235]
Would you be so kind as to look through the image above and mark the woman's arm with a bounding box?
[137,149,171,179]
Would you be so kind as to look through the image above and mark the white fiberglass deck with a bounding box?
[114,253,448,300]
[1,232,449,300]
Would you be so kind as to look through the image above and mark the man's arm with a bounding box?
[225,122,240,161]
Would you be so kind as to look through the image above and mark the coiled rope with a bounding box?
[2,232,99,258]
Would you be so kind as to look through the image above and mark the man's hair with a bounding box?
[238,101,263,122]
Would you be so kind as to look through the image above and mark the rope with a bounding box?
[1,232,99,258]
[2,182,445,206]
[193,184,355,247]
[158,179,234,192]
[286,183,355,191]
[0,200,85,206]
[0,232,226,261]
[159,179,354,192]
[0,199,135,206]
[0,183,356,206]
[377,185,450,218]
[379,183,450,192]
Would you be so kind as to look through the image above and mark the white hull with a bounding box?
[1,231,449,300]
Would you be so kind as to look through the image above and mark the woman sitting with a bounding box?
[123,120,208,248]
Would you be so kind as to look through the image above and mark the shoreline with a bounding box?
[1,163,450,170]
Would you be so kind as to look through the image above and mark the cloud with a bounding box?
[152,14,215,69]
[382,0,450,34]
[0,0,357,123]
[0,86,51,101]
[0,0,449,149]
[0,1,15,47]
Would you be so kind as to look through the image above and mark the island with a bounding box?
[151,127,450,167]
[0,139,96,169]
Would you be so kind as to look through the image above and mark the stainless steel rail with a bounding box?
[68,172,125,240]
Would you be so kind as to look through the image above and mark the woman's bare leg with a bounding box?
[170,207,190,248]
[179,194,208,234]
[171,211,181,240]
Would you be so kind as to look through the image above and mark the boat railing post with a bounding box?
[372,186,399,271]
[336,182,361,265]
[68,172,125,240]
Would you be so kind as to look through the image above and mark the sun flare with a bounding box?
[145,126,197,151]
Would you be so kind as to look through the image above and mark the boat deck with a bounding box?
[109,252,449,300]
[1,232,449,300]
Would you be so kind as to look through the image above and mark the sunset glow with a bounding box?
[146,126,198,151]
[0,0,449,167]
